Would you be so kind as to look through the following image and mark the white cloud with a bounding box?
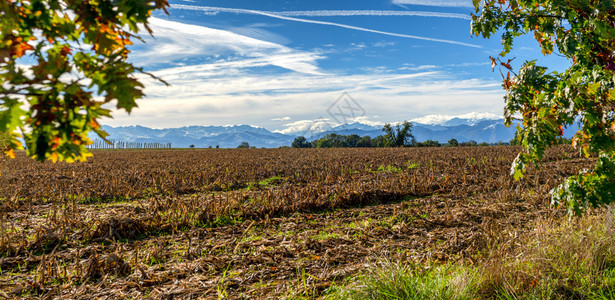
[109,65,504,130]
[274,120,315,135]
[274,118,335,136]
[171,4,480,48]
[392,0,474,8]
[272,117,291,121]
[273,115,384,136]
[132,17,325,75]
[398,64,438,71]
[140,69,442,98]
[411,112,502,125]
[373,41,397,48]
[348,116,384,126]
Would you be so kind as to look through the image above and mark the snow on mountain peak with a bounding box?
[411,112,502,126]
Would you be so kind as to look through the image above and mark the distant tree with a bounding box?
[189,145,195,148]
[344,134,361,148]
[417,140,441,147]
[448,138,459,147]
[237,142,250,149]
[316,133,346,148]
[479,142,489,147]
[357,136,372,148]
[208,145,213,148]
[216,145,220,149]
[315,137,331,148]
[310,133,383,148]
[382,121,415,147]
[291,136,311,148]
[460,140,478,147]
[371,135,387,148]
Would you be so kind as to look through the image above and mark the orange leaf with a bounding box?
[13,41,34,57]
[5,149,15,159]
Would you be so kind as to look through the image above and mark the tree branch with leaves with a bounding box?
[0,0,169,162]
[472,0,615,215]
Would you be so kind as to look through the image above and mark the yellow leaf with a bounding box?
[49,153,59,163]
[81,151,93,161]
[4,149,15,159]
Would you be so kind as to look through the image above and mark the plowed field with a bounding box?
[0,146,592,298]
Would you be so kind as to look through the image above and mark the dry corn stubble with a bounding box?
[0,146,593,298]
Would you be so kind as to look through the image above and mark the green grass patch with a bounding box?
[479,211,615,299]
[325,262,480,300]
[367,165,404,174]
[326,210,615,299]
[244,175,286,191]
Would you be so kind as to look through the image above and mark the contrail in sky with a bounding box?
[392,0,474,8]
[266,10,469,19]
[170,4,480,48]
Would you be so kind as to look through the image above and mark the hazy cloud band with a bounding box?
[170,4,480,48]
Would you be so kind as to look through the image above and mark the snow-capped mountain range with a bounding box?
[94,116,578,148]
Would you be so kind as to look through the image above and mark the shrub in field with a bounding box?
[472,0,615,215]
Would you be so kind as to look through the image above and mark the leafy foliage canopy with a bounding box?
[382,121,415,147]
[0,0,169,162]
[472,0,615,215]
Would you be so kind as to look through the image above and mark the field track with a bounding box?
[0,146,593,298]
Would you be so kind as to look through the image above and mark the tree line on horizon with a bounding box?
[289,121,573,149]
[291,121,473,149]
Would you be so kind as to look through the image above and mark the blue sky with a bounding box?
[108,0,569,134]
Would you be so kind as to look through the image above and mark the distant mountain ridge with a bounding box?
[95,125,295,148]
[95,118,579,148]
